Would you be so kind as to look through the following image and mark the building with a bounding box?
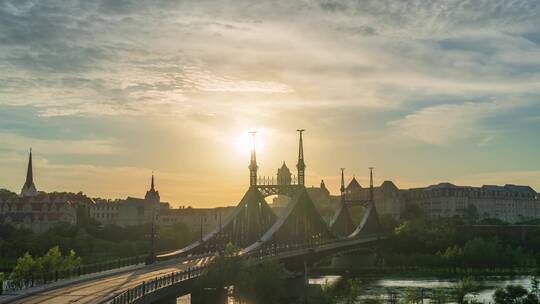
[89,174,164,227]
[0,150,93,233]
[403,183,538,223]
[20,149,38,197]
[343,176,539,223]
[159,206,235,236]
[88,175,235,235]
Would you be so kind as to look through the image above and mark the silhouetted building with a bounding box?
[276,162,292,185]
[89,175,235,235]
[343,178,539,223]
[0,150,93,232]
[403,183,538,223]
[20,149,38,197]
[89,175,165,226]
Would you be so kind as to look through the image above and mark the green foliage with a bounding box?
[234,260,288,304]
[478,217,508,225]
[531,275,540,296]
[400,287,423,303]
[362,298,382,304]
[493,284,539,304]
[0,219,195,267]
[197,243,243,290]
[380,214,540,270]
[431,288,450,303]
[10,252,39,280]
[0,189,18,200]
[453,276,481,304]
[379,214,400,234]
[400,204,425,221]
[464,204,479,225]
[344,278,363,304]
[10,247,81,280]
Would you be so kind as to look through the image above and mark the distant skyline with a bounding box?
[1,1,540,207]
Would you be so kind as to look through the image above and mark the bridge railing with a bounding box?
[245,232,385,261]
[105,266,205,304]
[102,234,385,304]
[0,255,146,295]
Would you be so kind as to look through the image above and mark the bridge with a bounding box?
[0,130,386,304]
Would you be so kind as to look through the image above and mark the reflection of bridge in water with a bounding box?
[3,130,386,304]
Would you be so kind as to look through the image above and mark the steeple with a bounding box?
[145,173,160,203]
[296,129,306,186]
[340,168,345,194]
[249,131,258,186]
[20,148,38,197]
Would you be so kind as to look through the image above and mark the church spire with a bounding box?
[21,148,38,197]
[340,168,346,204]
[26,148,33,187]
[296,129,306,186]
[340,168,345,194]
[249,131,258,186]
[145,173,160,203]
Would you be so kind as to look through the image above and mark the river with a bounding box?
[310,274,534,303]
[177,274,535,303]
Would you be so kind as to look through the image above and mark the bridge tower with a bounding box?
[330,168,355,237]
[296,129,306,186]
[249,131,258,186]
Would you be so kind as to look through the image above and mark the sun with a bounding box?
[235,131,265,156]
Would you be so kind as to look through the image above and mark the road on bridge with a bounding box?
[3,256,212,304]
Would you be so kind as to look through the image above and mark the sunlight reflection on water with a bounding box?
[177,275,535,303]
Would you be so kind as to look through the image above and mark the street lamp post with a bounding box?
[147,201,156,265]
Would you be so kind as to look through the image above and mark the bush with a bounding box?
[10,246,81,280]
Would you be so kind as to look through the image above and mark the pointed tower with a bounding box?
[340,168,346,202]
[277,162,291,185]
[330,168,354,237]
[145,173,160,203]
[20,149,38,197]
[249,131,258,186]
[296,129,306,186]
[320,179,329,196]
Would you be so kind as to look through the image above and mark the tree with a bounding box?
[431,288,450,304]
[453,276,480,304]
[464,204,479,225]
[10,252,39,280]
[531,276,540,298]
[493,285,538,304]
[10,247,81,280]
[400,287,422,303]
[234,260,288,304]
[400,204,425,221]
[347,278,363,304]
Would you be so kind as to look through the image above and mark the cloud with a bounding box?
[1,0,540,203]
[0,132,121,155]
[389,101,498,145]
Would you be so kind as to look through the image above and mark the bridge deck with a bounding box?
[0,256,212,304]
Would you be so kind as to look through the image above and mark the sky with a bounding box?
[1,0,540,207]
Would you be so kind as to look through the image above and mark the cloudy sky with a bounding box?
[1,0,540,207]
